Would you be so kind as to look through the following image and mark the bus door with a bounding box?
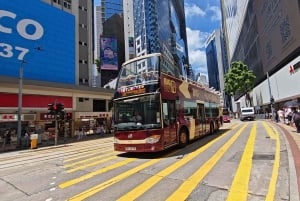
[197,103,206,136]
[162,100,177,146]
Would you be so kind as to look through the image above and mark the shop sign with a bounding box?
[76,112,112,119]
[40,112,72,120]
[0,114,17,121]
[40,113,56,120]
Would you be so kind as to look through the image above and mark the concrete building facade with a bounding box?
[221,0,300,113]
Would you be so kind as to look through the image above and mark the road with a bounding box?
[0,120,299,201]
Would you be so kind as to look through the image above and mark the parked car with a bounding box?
[240,107,255,121]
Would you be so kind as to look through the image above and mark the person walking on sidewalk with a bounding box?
[291,107,300,133]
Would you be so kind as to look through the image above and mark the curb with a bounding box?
[274,122,300,200]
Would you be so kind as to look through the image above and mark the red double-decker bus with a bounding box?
[113,53,221,152]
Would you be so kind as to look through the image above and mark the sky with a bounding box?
[184,0,222,77]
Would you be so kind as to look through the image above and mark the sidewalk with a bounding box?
[276,121,300,150]
[269,120,300,200]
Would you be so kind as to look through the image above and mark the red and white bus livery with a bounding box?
[113,53,221,152]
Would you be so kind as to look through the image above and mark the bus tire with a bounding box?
[210,123,214,134]
[215,121,219,131]
[179,129,188,148]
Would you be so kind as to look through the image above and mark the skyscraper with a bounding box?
[131,0,189,76]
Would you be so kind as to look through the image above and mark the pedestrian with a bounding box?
[291,107,300,133]
[5,129,11,145]
[74,128,79,139]
[82,127,87,138]
[274,110,279,123]
[96,125,105,137]
[78,128,83,140]
[24,131,29,147]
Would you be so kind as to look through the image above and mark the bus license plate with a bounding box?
[125,147,136,151]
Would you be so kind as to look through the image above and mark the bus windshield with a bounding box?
[116,55,159,89]
[114,94,161,130]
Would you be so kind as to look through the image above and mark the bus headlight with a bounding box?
[145,135,161,144]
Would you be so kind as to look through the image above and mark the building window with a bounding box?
[79,41,88,46]
[80,24,87,28]
[79,60,87,64]
[79,5,87,11]
[53,0,62,5]
[63,0,71,9]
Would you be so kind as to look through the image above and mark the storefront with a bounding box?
[74,112,112,135]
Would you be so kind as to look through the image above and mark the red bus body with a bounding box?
[113,53,221,152]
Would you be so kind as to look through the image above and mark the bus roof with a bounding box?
[122,53,162,66]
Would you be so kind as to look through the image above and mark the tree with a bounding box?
[95,58,101,72]
[224,61,256,106]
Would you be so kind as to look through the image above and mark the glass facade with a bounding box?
[133,0,189,77]
[100,0,123,21]
[206,39,220,91]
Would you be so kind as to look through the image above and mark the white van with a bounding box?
[240,107,255,121]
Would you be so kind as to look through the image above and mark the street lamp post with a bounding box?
[16,46,42,147]
[17,60,26,147]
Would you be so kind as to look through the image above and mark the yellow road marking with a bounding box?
[226,123,256,201]
[116,124,241,201]
[64,152,116,168]
[59,157,136,189]
[64,146,113,163]
[166,123,248,201]
[263,122,276,139]
[265,123,280,201]
[67,159,160,200]
[67,155,118,173]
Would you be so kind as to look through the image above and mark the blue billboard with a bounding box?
[0,0,75,84]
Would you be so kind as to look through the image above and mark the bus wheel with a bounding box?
[210,123,214,134]
[179,129,188,147]
[215,121,219,131]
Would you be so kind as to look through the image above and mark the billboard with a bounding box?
[0,0,75,84]
[100,36,118,70]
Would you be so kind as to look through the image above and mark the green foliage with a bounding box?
[224,61,256,96]
[95,58,100,72]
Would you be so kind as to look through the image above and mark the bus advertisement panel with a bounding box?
[113,53,221,152]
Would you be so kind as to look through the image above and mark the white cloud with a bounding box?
[185,4,205,18]
[186,27,210,74]
[189,49,207,74]
[206,5,222,22]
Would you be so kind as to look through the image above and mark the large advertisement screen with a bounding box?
[100,36,118,70]
[0,0,75,84]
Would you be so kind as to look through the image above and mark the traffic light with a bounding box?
[48,102,64,117]
[270,97,275,104]
[56,103,64,114]
[48,103,55,115]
